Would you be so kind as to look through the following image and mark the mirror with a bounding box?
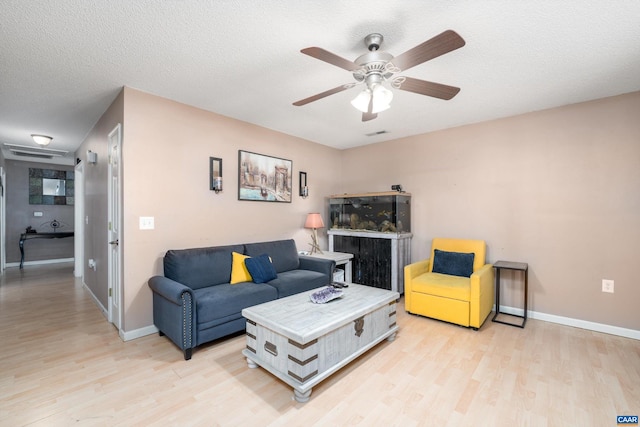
[43,178,66,196]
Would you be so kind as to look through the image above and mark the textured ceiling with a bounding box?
[1,1,639,164]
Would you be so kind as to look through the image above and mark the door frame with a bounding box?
[107,124,123,331]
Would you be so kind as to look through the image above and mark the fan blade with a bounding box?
[397,76,460,100]
[293,85,350,106]
[362,97,377,121]
[391,30,465,72]
[301,47,360,71]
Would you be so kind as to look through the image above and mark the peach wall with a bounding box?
[340,92,640,330]
[121,88,342,331]
[81,87,639,336]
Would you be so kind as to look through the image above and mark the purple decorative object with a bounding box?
[309,286,343,304]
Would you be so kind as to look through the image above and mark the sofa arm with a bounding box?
[404,259,430,312]
[299,256,336,280]
[148,276,196,360]
[404,259,430,283]
[469,264,495,328]
[149,276,193,304]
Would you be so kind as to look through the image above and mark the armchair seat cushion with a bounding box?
[411,272,470,301]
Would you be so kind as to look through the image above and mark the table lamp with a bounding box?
[304,213,324,255]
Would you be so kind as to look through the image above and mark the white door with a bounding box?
[73,163,84,278]
[107,124,122,330]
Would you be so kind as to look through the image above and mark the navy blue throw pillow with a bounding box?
[432,249,475,278]
[244,254,277,283]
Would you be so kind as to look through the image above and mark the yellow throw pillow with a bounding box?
[230,252,252,284]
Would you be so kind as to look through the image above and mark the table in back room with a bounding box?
[19,232,74,269]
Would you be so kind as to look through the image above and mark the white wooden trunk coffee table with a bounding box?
[242,284,399,403]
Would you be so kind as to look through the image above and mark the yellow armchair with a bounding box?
[404,238,494,329]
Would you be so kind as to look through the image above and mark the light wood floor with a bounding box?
[1,263,639,426]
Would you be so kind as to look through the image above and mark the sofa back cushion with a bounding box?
[429,238,486,273]
[164,244,244,289]
[244,239,300,273]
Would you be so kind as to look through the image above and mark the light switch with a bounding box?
[34,211,43,217]
[139,216,154,230]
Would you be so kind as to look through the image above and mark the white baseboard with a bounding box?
[81,280,158,341]
[83,281,108,320]
[6,258,74,268]
[121,325,159,342]
[496,305,640,340]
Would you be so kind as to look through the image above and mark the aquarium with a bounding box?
[329,192,411,233]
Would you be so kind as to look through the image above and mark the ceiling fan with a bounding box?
[293,30,465,122]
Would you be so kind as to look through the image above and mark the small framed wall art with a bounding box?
[210,157,223,193]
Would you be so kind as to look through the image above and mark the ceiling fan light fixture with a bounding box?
[295,30,465,121]
[371,84,393,113]
[31,134,53,146]
[350,89,371,113]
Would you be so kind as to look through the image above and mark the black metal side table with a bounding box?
[492,261,528,328]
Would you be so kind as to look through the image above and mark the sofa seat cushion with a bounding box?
[266,270,329,298]
[411,272,471,301]
[193,282,277,328]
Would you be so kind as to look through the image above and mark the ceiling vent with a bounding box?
[3,143,69,159]
[12,150,55,159]
[365,130,388,137]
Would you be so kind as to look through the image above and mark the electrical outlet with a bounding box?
[602,279,614,293]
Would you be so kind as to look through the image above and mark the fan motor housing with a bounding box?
[354,51,393,67]
[353,51,394,85]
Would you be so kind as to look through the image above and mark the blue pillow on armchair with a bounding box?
[432,249,475,278]
[244,254,278,283]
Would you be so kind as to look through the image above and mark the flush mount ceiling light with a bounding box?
[31,134,53,146]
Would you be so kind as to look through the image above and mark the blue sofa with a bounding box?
[148,239,335,360]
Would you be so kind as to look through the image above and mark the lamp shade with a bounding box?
[350,90,372,113]
[304,213,325,229]
[371,85,393,113]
